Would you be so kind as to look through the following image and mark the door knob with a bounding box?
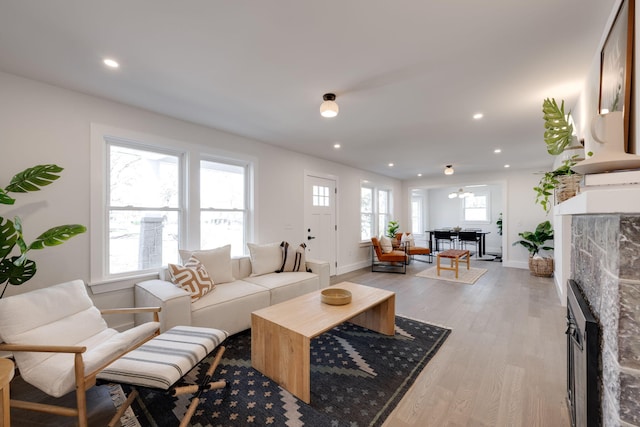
[307,235,316,240]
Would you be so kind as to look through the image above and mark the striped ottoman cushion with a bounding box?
[98,326,228,390]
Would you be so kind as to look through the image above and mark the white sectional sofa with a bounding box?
[135,254,330,335]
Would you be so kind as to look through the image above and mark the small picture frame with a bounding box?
[599,0,635,150]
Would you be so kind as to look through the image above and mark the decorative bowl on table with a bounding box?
[321,288,352,305]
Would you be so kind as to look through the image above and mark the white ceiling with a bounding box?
[0,0,617,179]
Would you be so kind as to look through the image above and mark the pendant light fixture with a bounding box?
[320,93,339,118]
[444,165,454,175]
[448,188,474,199]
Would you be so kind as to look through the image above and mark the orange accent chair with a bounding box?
[396,233,432,263]
[371,237,408,274]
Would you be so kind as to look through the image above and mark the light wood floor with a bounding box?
[335,259,570,427]
[9,259,570,426]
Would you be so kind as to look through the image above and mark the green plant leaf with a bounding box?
[0,189,15,205]
[513,221,553,255]
[0,216,18,259]
[5,164,64,194]
[0,256,37,285]
[542,98,574,155]
[28,224,87,250]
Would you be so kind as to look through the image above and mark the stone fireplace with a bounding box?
[569,213,640,426]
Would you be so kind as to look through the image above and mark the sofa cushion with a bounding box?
[247,242,283,276]
[278,241,309,272]
[167,257,215,302]
[180,245,234,284]
[244,272,319,305]
[190,280,271,335]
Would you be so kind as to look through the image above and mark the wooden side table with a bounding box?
[0,358,14,427]
[436,249,470,278]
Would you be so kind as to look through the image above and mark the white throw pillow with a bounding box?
[179,245,234,284]
[401,233,415,248]
[380,235,393,253]
[247,242,283,276]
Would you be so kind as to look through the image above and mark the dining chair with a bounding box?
[434,230,456,251]
[457,231,480,257]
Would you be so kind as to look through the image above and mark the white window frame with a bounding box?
[411,196,424,235]
[360,181,393,242]
[106,139,185,277]
[462,191,490,223]
[90,124,254,287]
[199,157,251,256]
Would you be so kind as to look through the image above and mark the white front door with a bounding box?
[304,174,337,276]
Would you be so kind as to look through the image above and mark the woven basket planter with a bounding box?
[555,174,581,205]
[529,256,554,277]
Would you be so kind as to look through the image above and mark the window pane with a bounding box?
[313,185,330,207]
[361,187,373,213]
[411,199,422,234]
[200,160,245,209]
[378,214,389,237]
[465,208,487,221]
[464,195,488,221]
[201,211,245,256]
[361,213,373,240]
[109,210,179,274]
[110,145,179,208]
[378,190,388,214]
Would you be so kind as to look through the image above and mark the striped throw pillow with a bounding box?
[278,241,310,272]
[167,256,215,302]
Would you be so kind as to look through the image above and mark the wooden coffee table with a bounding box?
[251,282,395,403]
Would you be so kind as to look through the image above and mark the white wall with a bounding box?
[424,184,503,254]
[0,71,401,312]
[403,169,551,269]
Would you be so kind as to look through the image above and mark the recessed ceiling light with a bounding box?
[103,58,119,68]
[417,173,422,177]
[473,113,483,120]
[388,163,394,167]
[504,164,510,168]
[333,143,341,149]
[494,148,502,153]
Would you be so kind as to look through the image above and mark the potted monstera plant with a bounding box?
[0,164,86,298]
[512,220,554,277]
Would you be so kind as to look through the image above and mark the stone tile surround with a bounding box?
[571,214,640,426]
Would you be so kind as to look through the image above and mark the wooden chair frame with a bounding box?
[0,307,160,427]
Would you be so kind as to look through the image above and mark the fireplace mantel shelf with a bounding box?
[555,184,640,215]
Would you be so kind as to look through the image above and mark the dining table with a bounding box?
[425,230,491,257]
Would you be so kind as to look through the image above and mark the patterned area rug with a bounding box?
[110,316,450,426]
[416,266,487,284]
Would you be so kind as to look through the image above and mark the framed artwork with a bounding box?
[599,0,635,150]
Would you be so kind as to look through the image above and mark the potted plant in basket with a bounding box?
[512,220,554,277]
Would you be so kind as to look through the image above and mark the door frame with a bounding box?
[304,170,338,276]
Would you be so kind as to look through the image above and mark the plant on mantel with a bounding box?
[533,97,583,213]
[533,156,579,213]
[542,98,574,155]
[0,165,86,298]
